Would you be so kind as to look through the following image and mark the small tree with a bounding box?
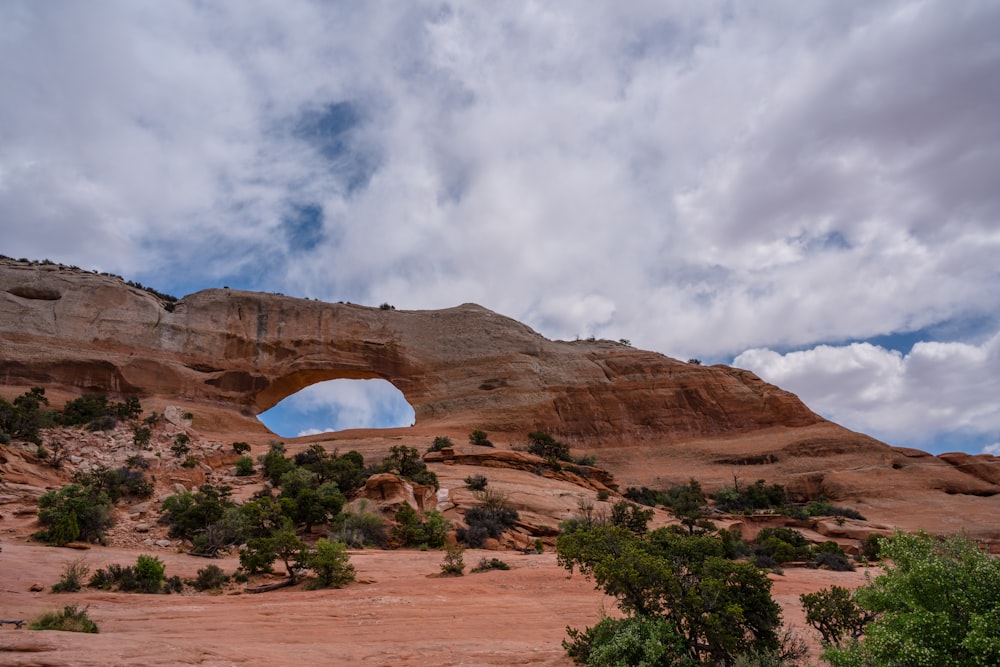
[36,484,114,545]
[468,429,493,447]
[440,544,465,576]
[800,585,873,648]
[309,538,356,588]
[231,441,251,455]
[527,431,570,461]
[821,531,1000,667]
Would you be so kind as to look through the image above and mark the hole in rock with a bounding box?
[257,379,415,438]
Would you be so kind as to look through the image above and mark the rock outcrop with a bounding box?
[0,259,820,442]
[2,259,999,542]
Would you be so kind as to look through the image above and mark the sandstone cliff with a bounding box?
[2,258,998,541]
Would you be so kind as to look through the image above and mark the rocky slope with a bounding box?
[2,258,999,543]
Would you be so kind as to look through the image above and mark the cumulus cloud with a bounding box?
[734,332,1000,452]
[2,2,999,450]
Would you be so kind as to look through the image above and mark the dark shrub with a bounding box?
[471,557,510,572]
[193,564,230,591]
[458,489,519,548]
[465,474,488,491]
[527,431,570,461]
[52,560,89,593]
[468,429,493,447]
[36,484,114,545]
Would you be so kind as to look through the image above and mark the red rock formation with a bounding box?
[3,258,999,542]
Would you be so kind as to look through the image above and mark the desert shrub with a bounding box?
[753,527,812,565]
[308,538,355,588]
[563,614,692,667]
[468,429,493,447]
[160,484,233,540]
[464,474,488,491]
[234,455,255,476]
[813,549,855,572]
[0,387,52,443]
[52,560,90,593]
[132,425,152,448]
[240,525,310,581]
[821,531,1000,667]
[391,504,449,548]
[192,564,230,591]
[36,484,114,545]
[258,441,293,485]
[331,500,388,548]
[713,480,787,513]
[596,489,609,501]
[458,489,519,548]
[30,605,99,633]
[860,533,882,560]
[440,544,465,576]
[623,486,672,507]
[374,445,438,488]
[471,557,510,573]
[804,498,866,521]
[89,555,166,593]
[526,431,570,461]
[231,441,251,454]
[427,436,453,452]
[800,585,873,648]
[74,465,153,502]
[609,499,654,536]
[558,526,784,665]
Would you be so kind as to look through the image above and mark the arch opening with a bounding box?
[257,378,415,438]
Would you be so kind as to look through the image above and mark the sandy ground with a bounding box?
[0,537,873,667]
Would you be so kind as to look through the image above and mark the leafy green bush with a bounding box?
[89,555,167,593]
[391,504,449,548]
[234,455,255,476]
[557,525,784,665]
[36,484,114,545]
[713,480,787,513]
[563,615,692,667]
[73,465,153,502]
[427,436,453,452]
[752,527,813,566]
[192,564,230,591]
[30,605,98,633]
[0,387,53,443]
[623,486,672,507]
[308,538,355,588]
[171,433,191,458]
[609,499,654,536]
[259,441,293,485]
[468,429,492,447]
[822,531,1000,666]
[373,445,438,488]
[800,585,873,648]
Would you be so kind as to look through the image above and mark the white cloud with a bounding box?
[3,2,1000,451]
[734,332,1000,449]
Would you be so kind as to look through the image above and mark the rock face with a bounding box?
[0,259,820,442]
[3,259,1000,542]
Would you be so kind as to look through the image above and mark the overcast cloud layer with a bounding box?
[2,1,998,454]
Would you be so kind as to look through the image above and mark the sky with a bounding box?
[2,1,998,454]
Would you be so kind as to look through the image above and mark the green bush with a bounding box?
[89,555,167,594]
[308,538,355,588]
[822,531,1000,667]
[36,484,114,545]
[192,564,230,591]
[468,429,493,447]
[234,455,255,476]
[0,387,52,443]
[231,441,251,455]
[558,526,784,665]
[171,433,191,458]
[563,615,693,667]
[331,501,388,548]
[391,504,449,549]
[74,465,153,502]
[52,560,90,593]
[30,605,99,633]
[373,445,438,488]
[800,585,872,648]
[427,436,453,452]
[457,489,519,548]
[526,431,569,461]
[440,544,465,576]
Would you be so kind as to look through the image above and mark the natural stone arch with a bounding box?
[258,376,415,437]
